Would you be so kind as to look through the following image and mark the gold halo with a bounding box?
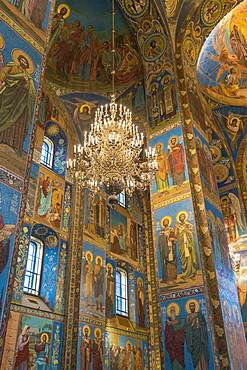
[221,196,229,204]
[161,75,171,85]
[85,250,93,261]
[106,263,113,273]
[137,277,143,286]
[194,25,202,37]
[134,82,142,88]
[185,299,200,313]
[80,104,91,114]
[160,215,172,227]
[166,302,180,316]
[154,61,162,71]
[94,327,102,338]
[176,210,188,223]
[82,325,91,336]
[154,142,164,151]
[207,210,215,222]
[150,82,159,90]
[229,116,240,126]
[0,34,5,50]
[95,255,103,266]
[141,19,151,30]
[168,135,179,146]
[57,4,70,18]
[230,22,241,33]
[12,49,34,75]
[40,333,49,342]
[126,340,132,349]
[118,222,124,229]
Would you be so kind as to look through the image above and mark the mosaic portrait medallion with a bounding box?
[201,0,224,27]
[142,33,167,62]
[122,0,149,18]
[182,37,197,66]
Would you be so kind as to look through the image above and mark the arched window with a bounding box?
[117,190,126,208]
[116,267,128,316]
[40,136,54,168]
[23,236,44,295]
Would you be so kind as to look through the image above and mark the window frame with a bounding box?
[116,267,129,317]
[40,136,54,169]
[117,190,126,208]
[23,236,44,296]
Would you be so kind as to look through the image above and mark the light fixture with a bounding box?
[67,0,156,197]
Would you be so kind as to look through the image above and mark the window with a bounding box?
[117,190,126,208]
[116,268,128,316]
[40,136,54,168]
[23,237,44,295]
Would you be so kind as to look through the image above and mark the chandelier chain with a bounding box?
[67,0,157,196]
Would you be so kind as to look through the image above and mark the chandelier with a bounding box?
[67,0,156,198]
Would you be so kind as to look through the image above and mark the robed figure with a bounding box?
[184,301,209,370]
[165,305,185,370]
[175,212,198,280]
[0,53,36,155]
[92,329,103,370]
[80,326,92,370]
[168,136,185,189]
[106,264,114,318]
[137,278,145,327]
[154,143,169,194]
[158,217,177,284]
[14,325,30,370]
[34,334,49,370]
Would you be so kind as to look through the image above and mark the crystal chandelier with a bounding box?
[67,0,156,197]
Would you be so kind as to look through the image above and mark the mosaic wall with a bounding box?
[2,0,247,368]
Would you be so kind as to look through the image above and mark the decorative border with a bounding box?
[63,186,84,369]
[10,304,64,321]
[159,285,204,301]
[0,9,44,53]
[0,167,24,191]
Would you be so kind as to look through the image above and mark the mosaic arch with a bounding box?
[45,0,144,93]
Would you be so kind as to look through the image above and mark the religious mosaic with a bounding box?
[0,20,42,178]
[46,0,144,92]
[150,126,190,206]
[154,198,202,293]
[80,241,106,320]
[161,295,214,370]
[34,168,64,229]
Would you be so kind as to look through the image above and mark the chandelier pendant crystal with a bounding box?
[67,0,156,196]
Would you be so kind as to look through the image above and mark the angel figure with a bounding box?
[221,193,245,244]
[214,110,247,149]
[137,19,165,47]
[228,192,245,232]
[61,97,98,138]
